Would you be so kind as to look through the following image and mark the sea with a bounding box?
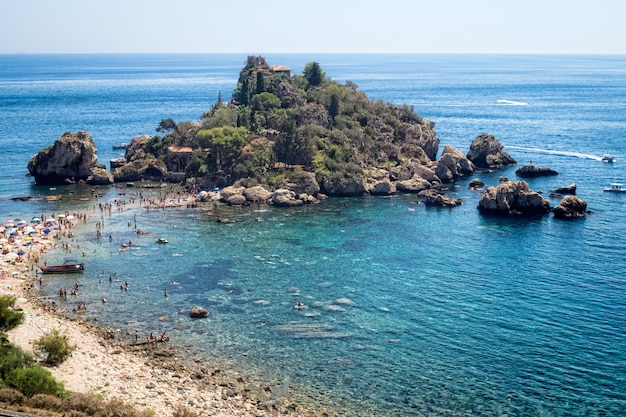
[1,54,625,416]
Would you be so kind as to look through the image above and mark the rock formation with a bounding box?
[419,189,463,207]
[468,178,485,190]
[552,195,588,219]
[466,133,517,169]
[515,164,558,178]
[28,131,99,185]
[434,145,474,183]
[477,180,551,216]
[551,183,577,195]
[87,166,114,185]
[189,306,209,319]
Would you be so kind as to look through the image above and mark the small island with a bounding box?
[28,56,587,219]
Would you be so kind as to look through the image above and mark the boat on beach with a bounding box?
[603,183,626,193]
[40,260,84,274]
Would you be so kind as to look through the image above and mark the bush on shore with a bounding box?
[0,295,24,332]
[33,329,76,365]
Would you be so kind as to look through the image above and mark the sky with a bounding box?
[1,0,625,54]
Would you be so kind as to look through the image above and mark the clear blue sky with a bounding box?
[2,0,625,54]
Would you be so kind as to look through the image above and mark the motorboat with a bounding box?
[603,183,626,193]
[155,238,169,244]
[40,260,84,274]
[602,155,615,163]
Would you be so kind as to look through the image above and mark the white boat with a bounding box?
[602,155,615,163]
[604,183,626,192]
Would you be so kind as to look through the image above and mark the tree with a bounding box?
[33,329,75,366]
[196,126,250,171]
[329,92,340,121]
[303,62,325,87]
[0,296,24,333]
[156,118,177,133]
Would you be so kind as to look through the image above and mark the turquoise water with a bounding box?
[1,54,626,416]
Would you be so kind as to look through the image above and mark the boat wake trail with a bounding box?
[507,146,603,161]
[497,99,528,106]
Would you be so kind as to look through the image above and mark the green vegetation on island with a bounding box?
[135,55,439,192]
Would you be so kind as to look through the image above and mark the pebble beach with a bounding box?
[1,194,320,417]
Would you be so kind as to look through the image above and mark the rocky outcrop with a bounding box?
[242,186,273,203]
[468,178,485,190]
[368,180,395,196]
[189,306,209,319]
[28,131,99,185]
[477,181,551,216]
[319,176,366,197]
[466,133,517,169]
[419,189,463,207]
[515,164,558,178]
[112,158,167,182]
[87,167,114,185]
[271,189,304,207]
[219,186,247,206]
[434,145,474,183]
[396,176,431,193]
[551,183,577,195]
[552,195,588,219]
[274,171,320,196]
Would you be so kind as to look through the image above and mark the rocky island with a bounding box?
[27,55,586,218]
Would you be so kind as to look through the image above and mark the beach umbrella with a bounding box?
[57,214,66,219]
[0,238,8,244]
[17,220,27,226]
[31,217,41,223]
[43,228,51,234]
[17,250,25,256]
[66,215,75,220]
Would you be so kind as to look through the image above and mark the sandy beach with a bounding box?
[1,196,319,417]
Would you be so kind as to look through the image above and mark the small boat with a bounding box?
[112,143,128,150]
[602,155,615,163]
[155,238,169,244]
[40,260,84,274]
[603,183,626,193]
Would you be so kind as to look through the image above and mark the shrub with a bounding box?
[172,404,200,417]
[33,329,75,365]
[0,387,25,405]
[5,366,64,397]
[62,392,105,415]
[0,295,24,332]
[29,393,62,410]
[104,397,137,417]
[0,342,34,380]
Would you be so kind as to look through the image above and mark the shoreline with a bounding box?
[2,194,330,417]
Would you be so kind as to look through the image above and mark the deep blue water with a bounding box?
[1,54,626,416]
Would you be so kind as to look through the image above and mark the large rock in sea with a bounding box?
[434,145,474,183]
[466,133,517,169]
[552,195,588,219]
[28,131,99,185]
[271,189,304,207]
[477,181,551,216]
[189,306,209,319]
[515,164,558,178]
[551,183,577,195]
